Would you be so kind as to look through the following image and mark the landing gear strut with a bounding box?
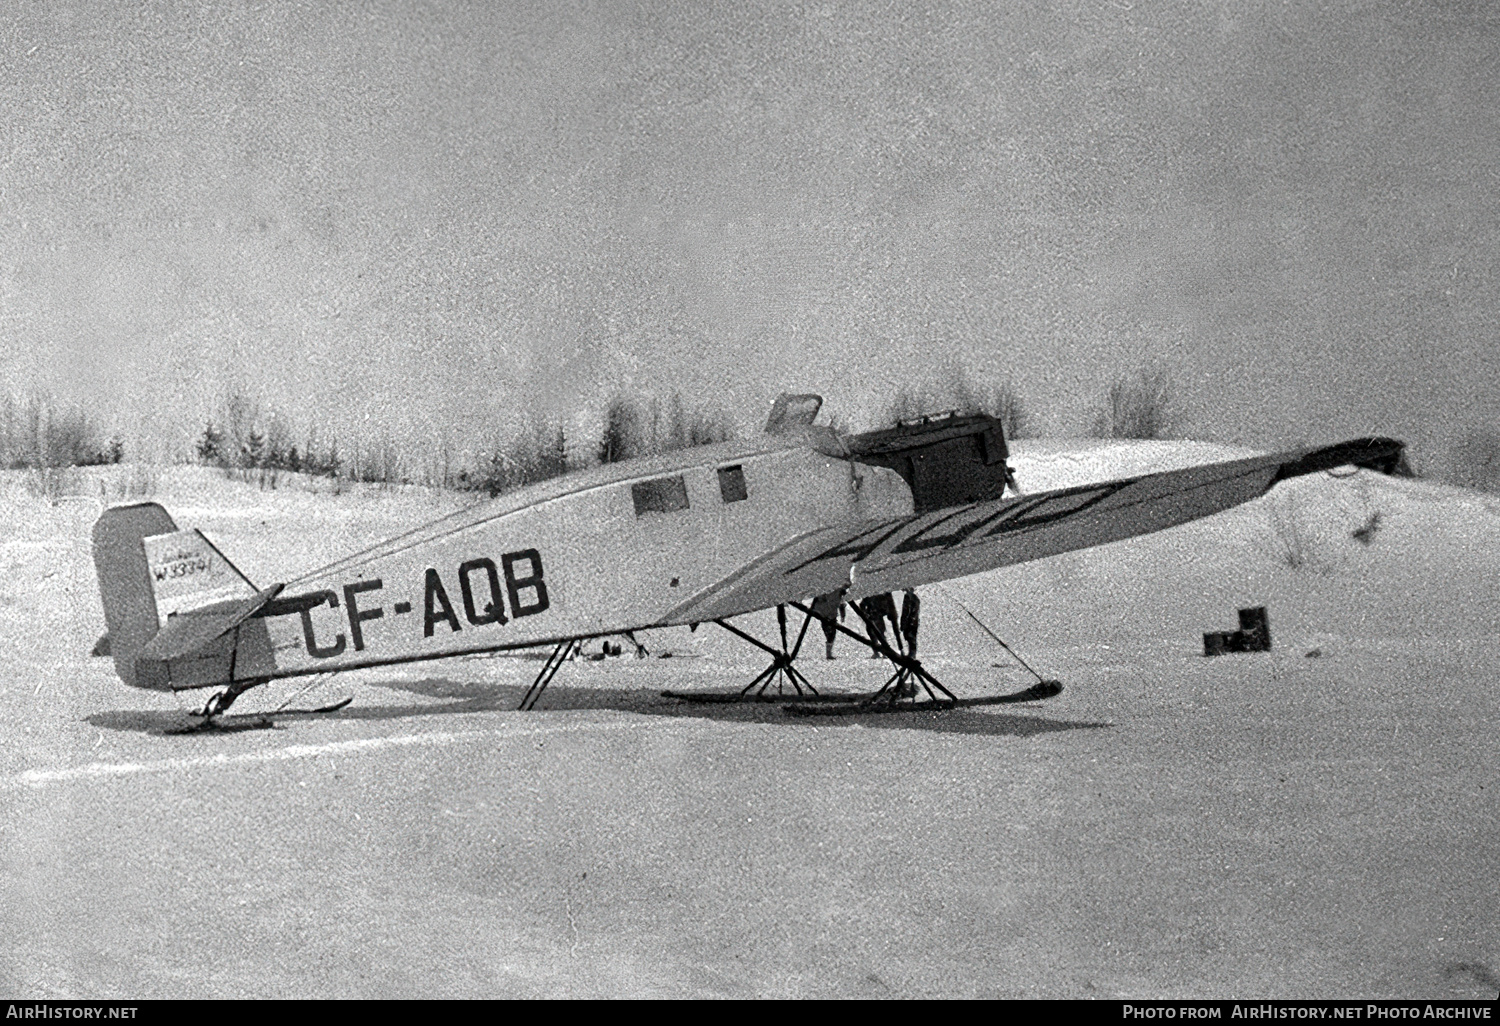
[661,598,936,706]
[797,600,956,709]
[165,678,274,734]
[661,605,822,703]
[663,596,1063,713]
[718,604,818,699]
[784,599,1063,716]
[517,640,577,711]
[197,678,263,718]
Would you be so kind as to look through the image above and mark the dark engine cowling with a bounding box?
[844,412,1015,514]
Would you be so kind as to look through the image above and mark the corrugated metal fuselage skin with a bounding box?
[156,436,913,690]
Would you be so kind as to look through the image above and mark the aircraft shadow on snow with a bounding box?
[86,672,1114,740]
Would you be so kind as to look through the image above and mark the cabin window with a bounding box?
[717,465,747,503]
[632,475,690,516]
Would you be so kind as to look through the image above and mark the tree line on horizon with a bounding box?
[0,394,124,471]
[9,366,1498,497]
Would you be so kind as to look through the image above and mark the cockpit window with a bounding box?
[717,465,747,503]
[632,475,690,516]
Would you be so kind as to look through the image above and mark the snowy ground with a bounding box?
[1,443,1496,998]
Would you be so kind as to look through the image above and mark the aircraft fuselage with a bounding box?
[152,435,913,690]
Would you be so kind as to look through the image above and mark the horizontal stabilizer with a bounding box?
[138,583,284,663]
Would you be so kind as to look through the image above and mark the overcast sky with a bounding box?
[2,1,1497,464]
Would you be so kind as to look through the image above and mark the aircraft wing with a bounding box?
[657,437,1403,626]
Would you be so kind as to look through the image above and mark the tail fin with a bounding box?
[92,503,258,689]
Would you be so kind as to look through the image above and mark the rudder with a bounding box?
[92,502,177,688]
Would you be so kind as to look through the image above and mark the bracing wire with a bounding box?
[935,584,1047,685]
[273,673,334,713]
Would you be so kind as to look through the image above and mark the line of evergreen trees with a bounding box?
[192,390,739,497]
[194,421,343,478]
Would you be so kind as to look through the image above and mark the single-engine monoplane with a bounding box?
[91,394,1405,726]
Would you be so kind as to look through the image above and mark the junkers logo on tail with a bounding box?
[151,549,210,581]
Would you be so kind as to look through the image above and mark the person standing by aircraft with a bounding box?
[879,593,902,648]
[809,590,847,659]
[860,592,900,658]
[899,589,920,658]
[821,601,845,659]
[897,588,921,697]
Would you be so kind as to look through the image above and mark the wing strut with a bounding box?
[936,585,1050,687]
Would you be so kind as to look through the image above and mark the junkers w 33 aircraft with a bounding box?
[92,394,1404,727]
